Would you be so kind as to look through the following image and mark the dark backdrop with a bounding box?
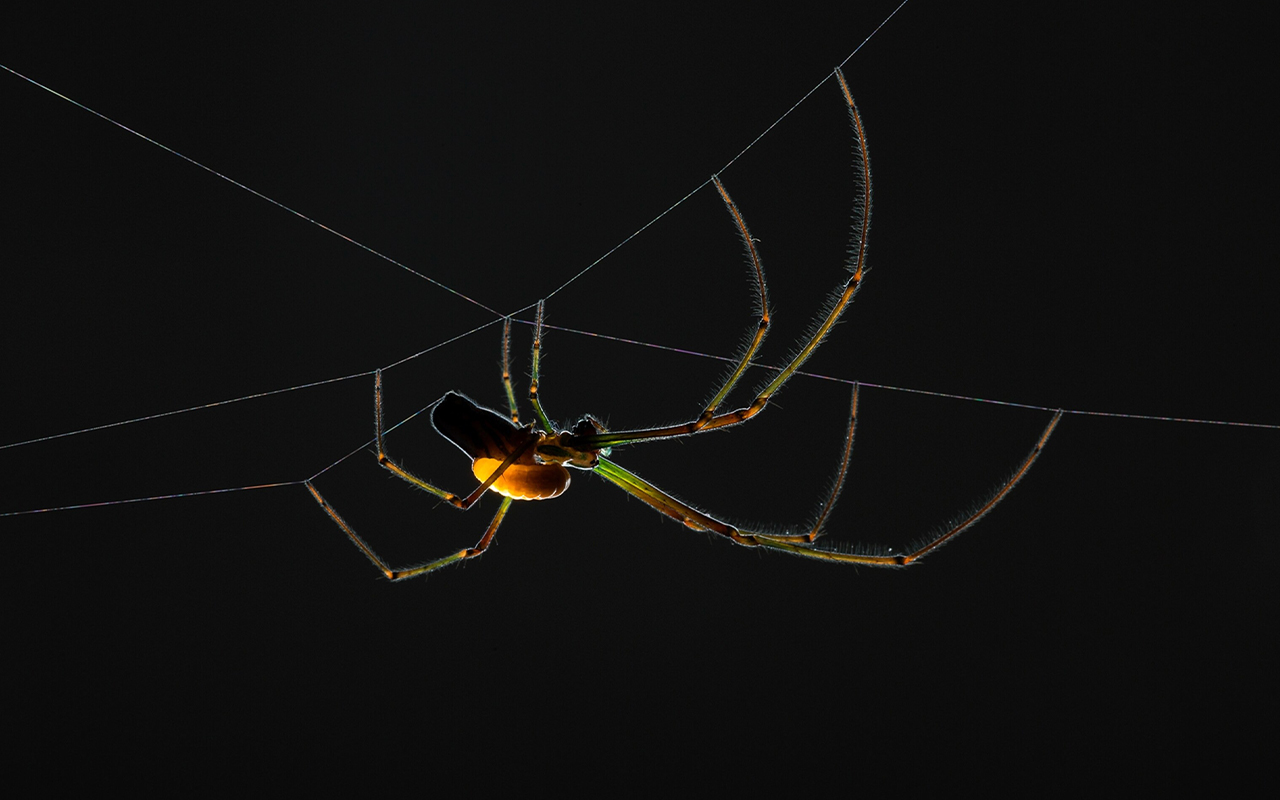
[4,2,1274,789]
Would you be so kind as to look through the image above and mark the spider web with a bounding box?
[2,1,1276,525]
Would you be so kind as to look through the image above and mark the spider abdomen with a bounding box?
[471,458,570,500]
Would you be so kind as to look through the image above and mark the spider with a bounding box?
[305,69,1063,581]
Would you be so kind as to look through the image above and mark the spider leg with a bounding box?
[500,316,520,424]
[526,301,558,434]
[374,369,534,509]
[588,386,858,549]
[306,482,514,580]
[591,456,756,546]
[306,361,536,581]
[754,383,861,545]
[570,68,871,452]
[593,386,1063,566]
[518,171,771,438]
[698,176,772,420]
[747,409,1059,565]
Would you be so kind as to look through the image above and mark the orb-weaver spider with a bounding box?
[305,68,1063,581]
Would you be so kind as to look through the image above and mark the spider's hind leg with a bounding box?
[306,481,514,581]
[755,384,861,547]
[753,407,1065,565]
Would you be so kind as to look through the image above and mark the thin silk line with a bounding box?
[0,64,501,319]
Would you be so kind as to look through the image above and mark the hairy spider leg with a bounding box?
[750,409,1063,564]
[590,385,862,548]
[501,316,520,424]
[527,301,557,435]
[576,68,1062,564]
[592,385,1063,565]
[307,67,1065,581]
[567,68,871,453]
[307,483,514,580]
[307,341,544,579]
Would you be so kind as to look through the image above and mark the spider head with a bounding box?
[536,416,611,470]
[570,415,610,454]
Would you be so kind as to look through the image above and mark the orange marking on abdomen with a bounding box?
[471,458,570,500]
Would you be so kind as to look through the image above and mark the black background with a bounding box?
[4,2,1275,788]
